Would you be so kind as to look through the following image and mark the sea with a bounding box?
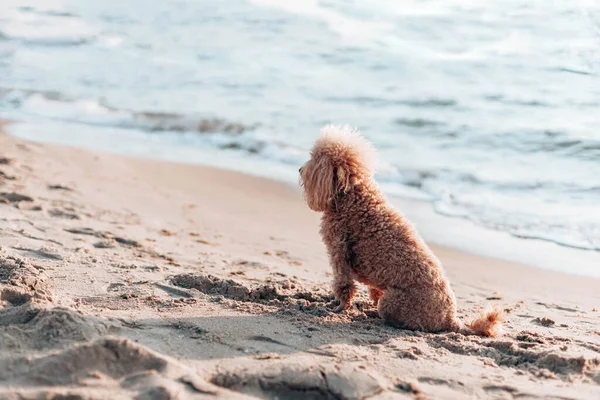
[1,0,599,273]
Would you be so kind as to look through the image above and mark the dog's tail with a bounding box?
[458,307,505,337]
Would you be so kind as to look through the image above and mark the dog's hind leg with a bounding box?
[368,287,384,307]
[377,289,410,328]
[378,288,455,333]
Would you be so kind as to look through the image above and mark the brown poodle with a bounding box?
[299,125,503,336]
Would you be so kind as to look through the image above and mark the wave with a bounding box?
[511,228,600,252]
[0,88,254,135]
[468,130,600,161]
[551,67,594,76]
[249,0,394,45]
[484,95,551,107]
[394,118,443,128]
[17,6,77,18]
[325,95,457,108]
[377,164,600,252]
[377,165,600,195]
[3,86,599,253]
[433,194,600,252]
[0,7,96,47]
[397,121,600,161]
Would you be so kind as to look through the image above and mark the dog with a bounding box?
[299,125,503,336]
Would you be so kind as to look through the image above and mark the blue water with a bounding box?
[1,0,600,252]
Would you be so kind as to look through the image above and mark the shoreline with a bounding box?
[1,124,600,398]
[6,120,599,278]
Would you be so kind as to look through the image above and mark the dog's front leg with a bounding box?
[333,278,356,312]
[329,241,357,313]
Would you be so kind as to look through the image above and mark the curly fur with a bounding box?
[299,125,504,336]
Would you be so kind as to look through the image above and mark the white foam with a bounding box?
[1,9,97,46]
[20,94,129,126]
[249,0,394,45]
[98,35,124,48]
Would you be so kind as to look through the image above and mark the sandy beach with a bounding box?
[1,123,600,399]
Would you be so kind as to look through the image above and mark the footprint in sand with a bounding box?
[235,260,269,270]
[535,302,579,313]
[13,246,64,261]
[66,227,140,248]
[396,381,422,395]
[0,192,33,204]
[0,338,242,399]
[418,376,465,390]
[106,283,127,292]
[47,184,73,191]
[0,171,17,181]
[483,385,519,397]
[188,232,218,246]
[209,358,390,400]
[533,317,556,327]
[48,208,81,220]
[93,239,117,249]
[264,250,303,267]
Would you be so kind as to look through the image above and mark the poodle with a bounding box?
[299,125,503,336]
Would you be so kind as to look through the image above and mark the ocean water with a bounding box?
[1,0,600,254]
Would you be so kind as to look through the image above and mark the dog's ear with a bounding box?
[303,155,335,212]
[334,165,353,195]
[301,154,361,212]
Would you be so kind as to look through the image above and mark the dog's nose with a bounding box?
[298,167,302,173]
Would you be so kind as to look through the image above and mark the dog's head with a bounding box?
[299,125,377,212]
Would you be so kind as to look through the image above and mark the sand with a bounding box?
[1,123,600,399]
